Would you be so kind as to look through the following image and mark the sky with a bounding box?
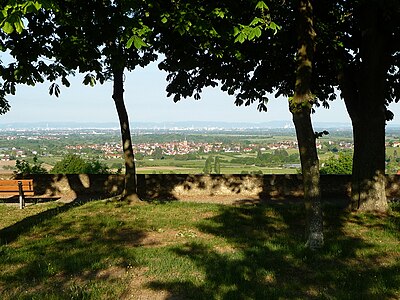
[1,60,399,126]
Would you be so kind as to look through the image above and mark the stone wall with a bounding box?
[1,174,390,200]
[5,173,400,202]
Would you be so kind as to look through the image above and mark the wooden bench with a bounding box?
[0,179,34,209]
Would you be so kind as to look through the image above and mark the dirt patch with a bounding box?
[137,166,193,171]
[0,161,15,176]
[121,267,172,300]
[95,266,126,280]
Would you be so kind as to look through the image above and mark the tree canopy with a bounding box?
[0,2,70,114]
[1,0,159,201]
[1,0,399,211]
[151,0,399,211]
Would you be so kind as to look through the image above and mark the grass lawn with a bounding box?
[0,199,399,299]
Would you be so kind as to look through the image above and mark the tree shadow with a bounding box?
[140,174,353,207]
[0,174,113,245]
[0,197,92,245]
[1,173,147,298]
[0,207,147,299]
[147,202,400,299]
[13,174,125,200]
[0,195,60,205]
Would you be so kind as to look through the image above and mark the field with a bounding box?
[0,198,399,299]
[1,154,300,175]
[135,155,299,174]
[2,128,400,175]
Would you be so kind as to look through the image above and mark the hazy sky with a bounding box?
[1,60,399,125]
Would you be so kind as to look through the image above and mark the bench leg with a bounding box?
[18,181,25,209]
[19,194,25,209]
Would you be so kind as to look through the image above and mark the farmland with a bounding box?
[1,125,400,174]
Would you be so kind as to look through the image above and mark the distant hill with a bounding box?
[1,120,399,130]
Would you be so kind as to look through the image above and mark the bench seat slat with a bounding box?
[0,179,34,197]
[0,180,33,184]
[0,186,33,191]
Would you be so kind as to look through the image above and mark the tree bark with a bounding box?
[351,118,387,211]
[339,3,389,212]
[290,0,323,250]
[112,67,140,202]
[292,107,324,250]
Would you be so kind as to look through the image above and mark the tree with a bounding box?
[320,153,353,175]
[1,1,157,201]
[290,0,323,249]
[203,156,213,174]
[53,1,159,201]
[151,0,324,248]
[331,0,399,211]
[152,0,400,213]
[152,147,164,159]
[214,156,221,174]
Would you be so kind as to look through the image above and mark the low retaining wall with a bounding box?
[5,173,400,202]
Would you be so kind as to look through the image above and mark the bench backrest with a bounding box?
[0,179,34,196]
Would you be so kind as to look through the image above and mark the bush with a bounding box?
[320,152,352,174]
[15,155,48,175]
[51,154,110,174]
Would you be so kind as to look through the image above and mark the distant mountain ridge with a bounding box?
[1,120,399,130]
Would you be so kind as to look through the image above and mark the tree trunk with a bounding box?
[339,3,389,212]
[292,108,324,250]
[112,67,140,202]
[290,0,323,250]
[351,118,387,211]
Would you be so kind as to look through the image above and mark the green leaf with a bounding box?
[269,22,281,34]
[248,28,257,40]
[234,32,246,44]
[233,26,240,37]
[212,8,225,18]
[23,1,42,14]
[255,1,269,11]
[254,27,262,38]
[33,1,43,10]
[250,17,262,27]
[132,35,147,50]
[83,74,96,87]
[209,27,219,37]
[126,36,135,49]
[14,18,24,33]
[1,21,14,34]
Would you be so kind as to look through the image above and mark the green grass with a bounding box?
[135,156,299,174]
[0,200,399,299]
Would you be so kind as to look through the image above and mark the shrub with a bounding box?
[15,155,48,175]
[320,152,352,174]
[51,154,110,174]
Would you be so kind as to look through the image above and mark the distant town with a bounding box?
[1,122,399,174]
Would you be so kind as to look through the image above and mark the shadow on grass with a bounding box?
[0,196,60,205]
[0,200,147,299]
[0,173,124,246]
[0,174,150,299]
[148,202,400,299]
[0,197,95,245]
